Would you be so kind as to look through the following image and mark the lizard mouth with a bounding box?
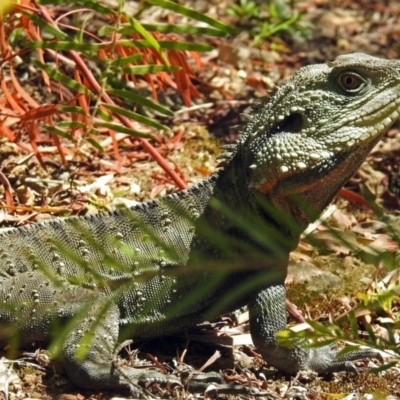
[330,92,400,147]
[354,101,400,137]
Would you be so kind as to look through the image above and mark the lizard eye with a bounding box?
[338,72,365,92]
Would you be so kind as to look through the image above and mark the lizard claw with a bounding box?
[301,345,384,374]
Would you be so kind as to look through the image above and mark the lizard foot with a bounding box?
[249,285,384,375]
[306,344,384,374]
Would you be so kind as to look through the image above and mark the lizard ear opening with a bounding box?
[277,112,303,134]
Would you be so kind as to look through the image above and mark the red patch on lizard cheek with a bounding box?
[253,179,278,194]
[254,175,320,195]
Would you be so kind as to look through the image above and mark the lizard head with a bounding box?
[235,53,400,215]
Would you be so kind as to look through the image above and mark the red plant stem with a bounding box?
[38,5,187,190]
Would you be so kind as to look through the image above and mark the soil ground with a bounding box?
[0,0,400,399]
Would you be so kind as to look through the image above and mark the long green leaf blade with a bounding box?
[125,17,169,65]
[87,138,104,151]
[39,0,113,14]
[117,39,212,52]
[102,103,169,130]
[25,41,110,52]
[145,0,236,35]
[43,125,75,141]
[121,64,180,74]
[109,54,143,67]
[58,106,90,116]
[33,61,91,96]
[96,122,154,138]
[23,12,69,40]
[135,23,227,37]
[107,89,173,116]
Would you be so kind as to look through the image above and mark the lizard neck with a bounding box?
[186,145,301,260]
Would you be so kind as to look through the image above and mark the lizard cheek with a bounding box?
[253,179,278,194]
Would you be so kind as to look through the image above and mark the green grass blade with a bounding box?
[25,41,109,52]
[145,0,236,35]
[39,0,113,14]
[125,17,169,65]
[58,121,89,129]
[43,125,75,141]
[117,39,212,52]
[102,103,169,130]
[23,12,69,40]
[109,54,143,67]
[120,64,180,74]
[107,89,173,116]
[138,23,228,37]
[33,61,91,96]
[86,138,104,151]
[58,106,90,116]
[96,122,154,139]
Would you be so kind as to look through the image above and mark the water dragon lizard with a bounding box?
[0,53,399,394]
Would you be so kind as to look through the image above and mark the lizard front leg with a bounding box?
[248,284,382,374]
